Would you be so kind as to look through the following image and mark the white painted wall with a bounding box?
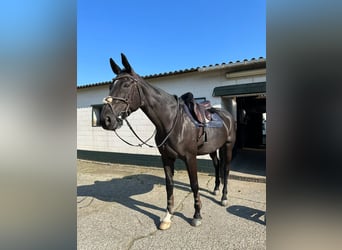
[77,68,266,159]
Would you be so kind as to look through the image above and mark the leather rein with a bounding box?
[103,75,180,148]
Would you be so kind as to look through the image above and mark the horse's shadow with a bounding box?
[227,205,266,225]
[77,174,264,228]
[78,174,164,227]
[77,174,201,227]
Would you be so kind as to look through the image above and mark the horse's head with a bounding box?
[100,53,142,131]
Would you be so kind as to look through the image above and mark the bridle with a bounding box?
[103,75,180,148]
[103,75,142,122]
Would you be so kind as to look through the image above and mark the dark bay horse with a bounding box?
[100,54,236,230]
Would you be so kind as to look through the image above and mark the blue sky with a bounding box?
[77,0,265,85]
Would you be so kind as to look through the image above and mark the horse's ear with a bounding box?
[121,53,133,73]
[109,58,121,75]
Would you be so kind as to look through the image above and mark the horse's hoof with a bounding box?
[213,189,220,196]
[191,218,202,227]
[221,200,228,207]
[159,221,171,230]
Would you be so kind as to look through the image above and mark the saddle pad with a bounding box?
[206,113,224,128]
[183,104,223,128]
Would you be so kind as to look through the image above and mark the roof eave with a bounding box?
[77,57,266,89]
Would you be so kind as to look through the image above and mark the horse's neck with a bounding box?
[139,81,177,132]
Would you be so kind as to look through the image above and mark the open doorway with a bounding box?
[236,95,266,149]
[231,94,266,176]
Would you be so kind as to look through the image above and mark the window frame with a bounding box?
[91,104,104,127]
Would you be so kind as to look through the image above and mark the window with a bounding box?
[195,97,206,103]
[91,104,103,127]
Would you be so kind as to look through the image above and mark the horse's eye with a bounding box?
[123,82,130,88]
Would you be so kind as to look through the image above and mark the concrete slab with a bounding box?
[77,160,266,250]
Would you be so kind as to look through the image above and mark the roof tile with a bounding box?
[77,57,266,89]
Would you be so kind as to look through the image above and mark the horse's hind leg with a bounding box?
[184,155,202,227]
[219,142,233,207]
[159,157,175,230]
[209,151,220,195]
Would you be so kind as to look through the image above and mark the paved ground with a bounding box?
[231,148,266,177]
[77,160,266,250]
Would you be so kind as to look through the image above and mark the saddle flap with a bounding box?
[180,92,214,124]
[198,100,212,121]
[193,103,205,123]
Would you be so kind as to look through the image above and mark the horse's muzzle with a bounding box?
[100,104,122,130]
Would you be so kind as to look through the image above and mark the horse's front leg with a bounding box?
[159,157,175,230]
[185,156,202,227]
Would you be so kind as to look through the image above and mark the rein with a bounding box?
[104,76,180,148]
[115,97,180,148]
[114,123,156,148]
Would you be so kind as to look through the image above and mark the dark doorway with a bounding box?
[236,95,266,149]
[232,95,266,176]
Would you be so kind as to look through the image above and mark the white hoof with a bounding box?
[191,218,202,227]
[159,221,171,230]
[213,190,220,196]
[221,200,228,207]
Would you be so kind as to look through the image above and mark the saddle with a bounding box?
[181,92,217,145]
[194,100,212,123]
[181,92,213,125]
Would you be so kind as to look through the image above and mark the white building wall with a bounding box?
[77,69,266,159]
[77,106,160,156]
